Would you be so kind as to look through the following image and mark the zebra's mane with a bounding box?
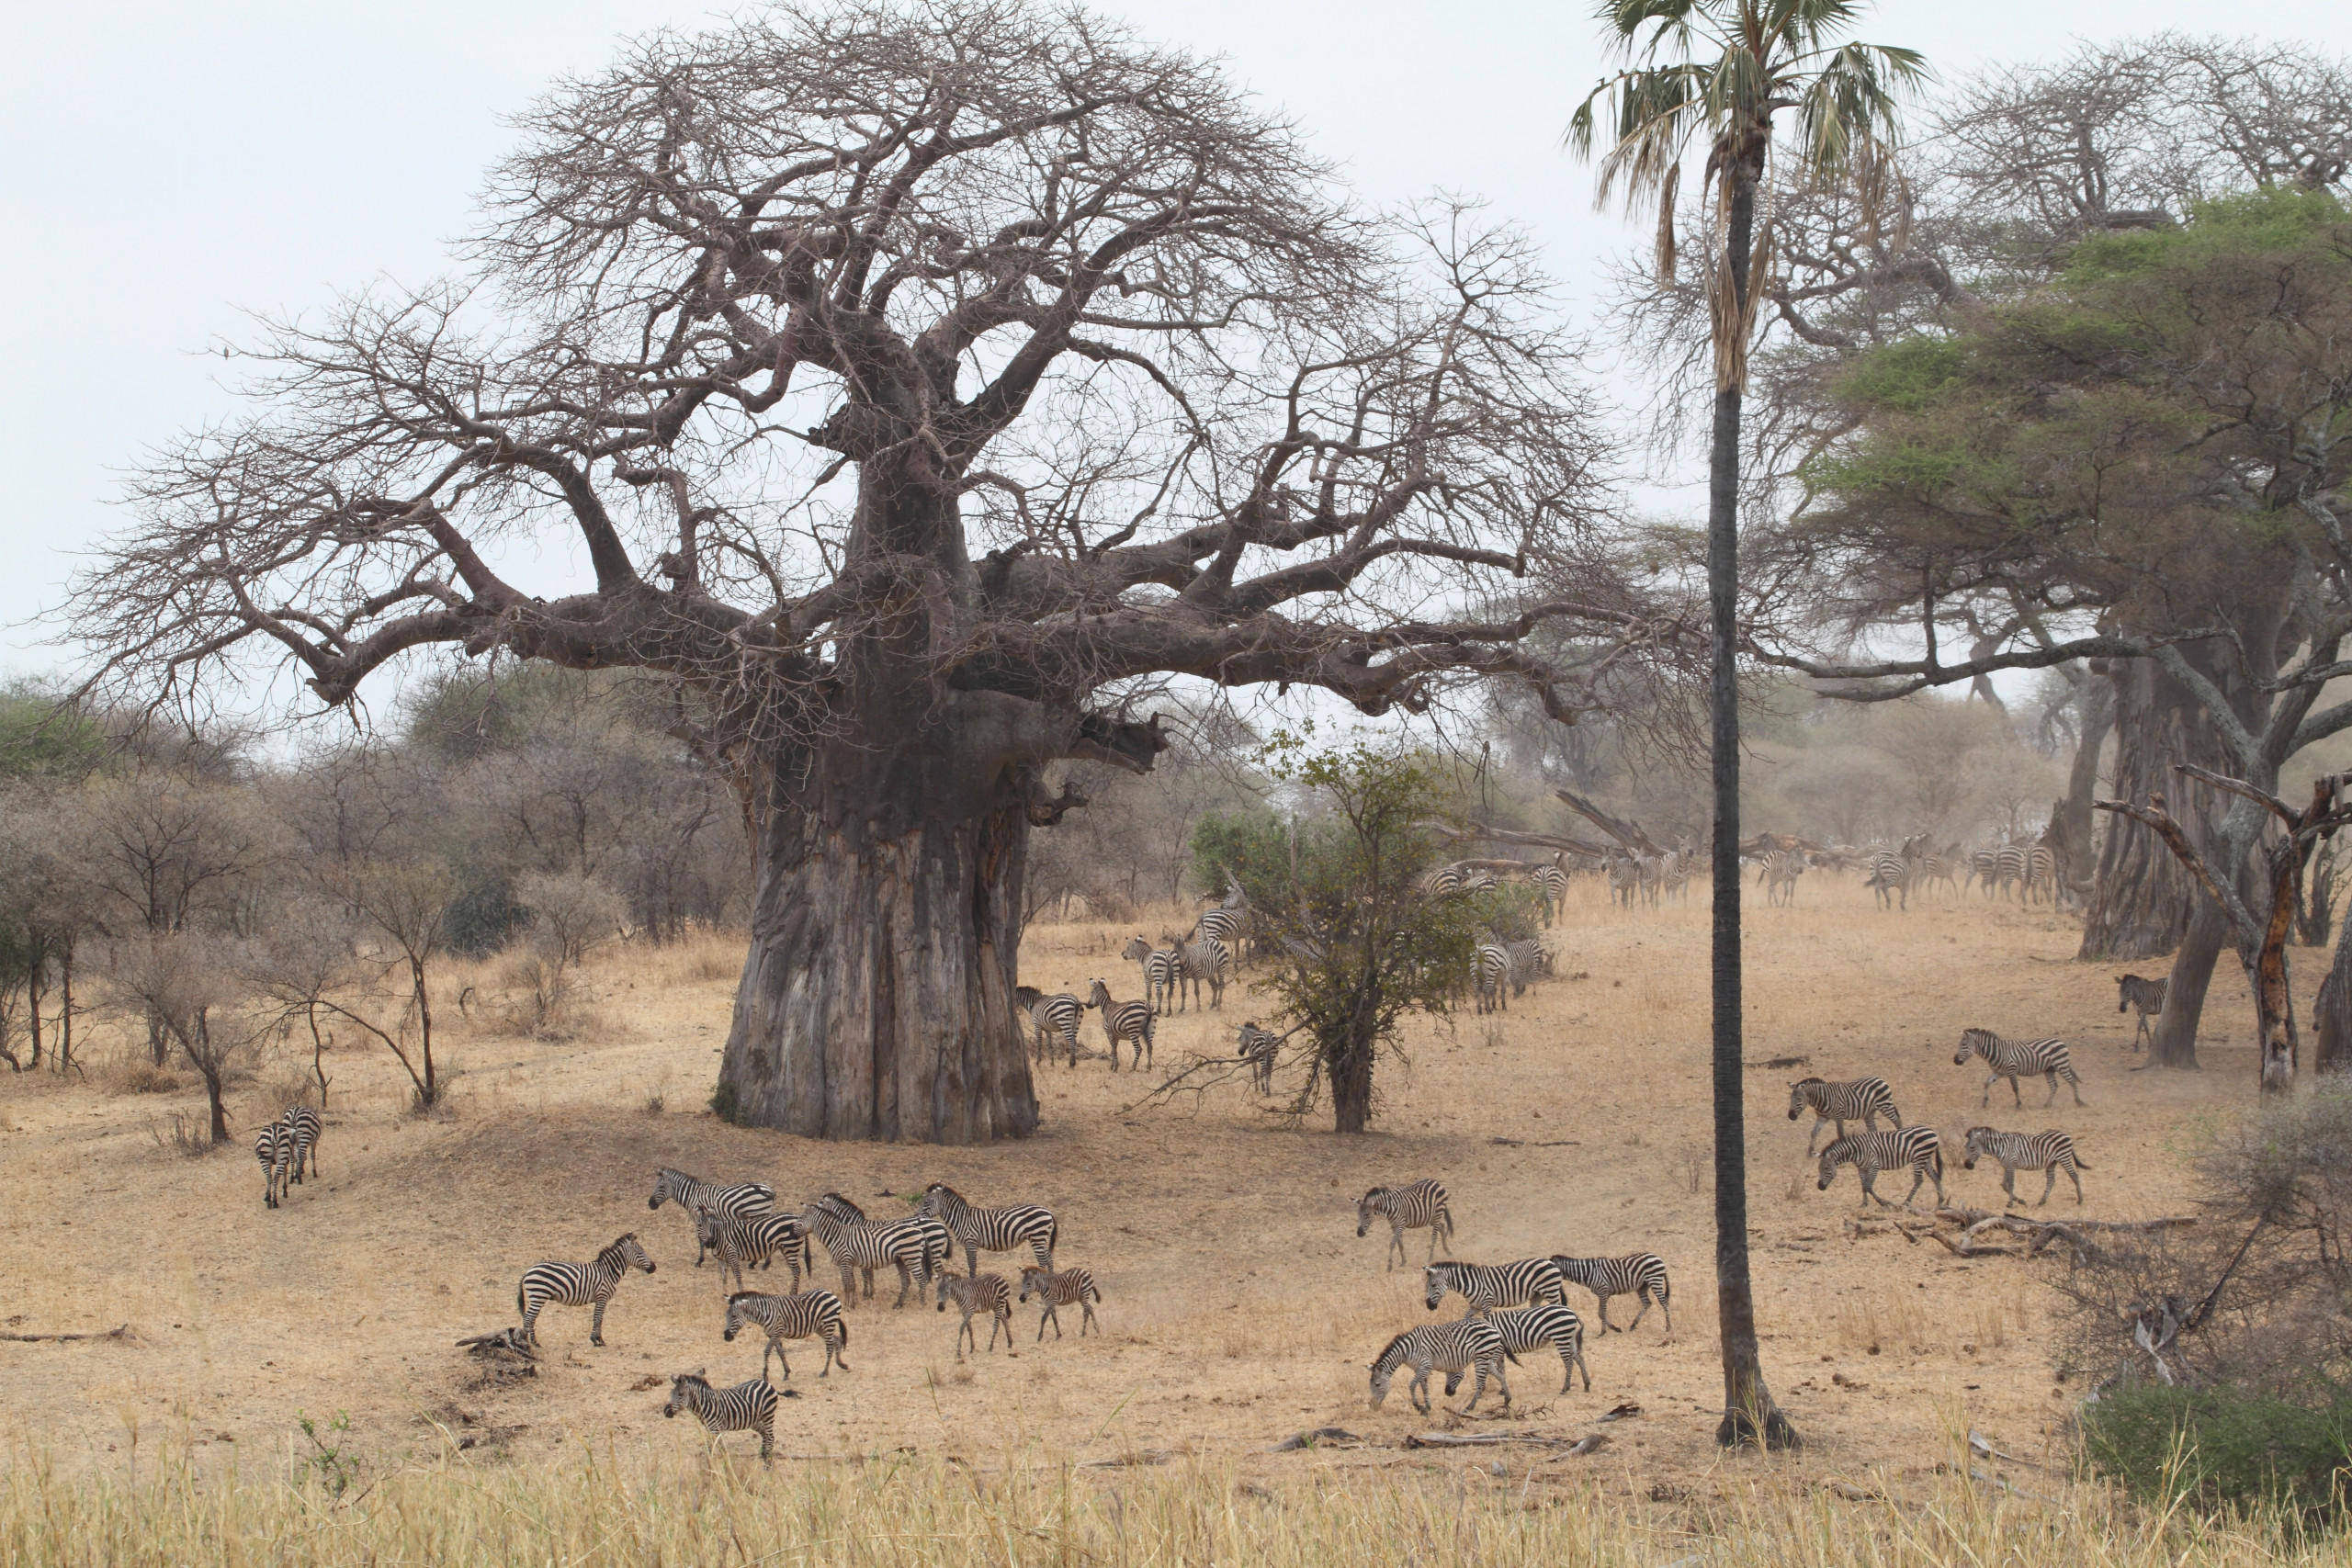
[598,1233,640,1261]
[672,1371,712,1390]
[1372,1330,1416,1367]
[726,1291,770,1305]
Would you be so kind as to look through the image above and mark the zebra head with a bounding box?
[722,1292,763,1340]
[1786,1078,1826,1120]
[1086,978,1112,1010]
[1955,1028,1995,1066]
[1367,1332,1411,1408]
[1016,1264,1053,1303]
[662,1370,711,1419]
[1354,1188,1390,1237]
[1421,1264,1456,1312]
[1815,1140,1855,1191]
[607,1233,656,1275]
[1121,935,1154,964]
[916,1181,960,1220]
[1960,1126,1997,1169]
[648,1168,686,1211]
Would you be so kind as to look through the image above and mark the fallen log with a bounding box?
[0,1323,134,1345]
[1270,1427,1363,1452]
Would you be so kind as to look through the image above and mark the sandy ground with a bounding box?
[0,874,2275,1493]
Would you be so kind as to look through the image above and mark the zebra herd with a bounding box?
[252,1104,321,1209]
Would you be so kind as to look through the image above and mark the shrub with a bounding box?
[2084,1381,2352,1517]
[709,1080,741,1123]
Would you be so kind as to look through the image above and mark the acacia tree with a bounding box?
[75,3,1637,1145]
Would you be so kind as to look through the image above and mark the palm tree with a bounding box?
[1569,1,1927,1451]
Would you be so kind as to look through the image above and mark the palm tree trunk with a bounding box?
[1710,168,1794,1452]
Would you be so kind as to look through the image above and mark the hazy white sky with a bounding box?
[3,0,2341,684]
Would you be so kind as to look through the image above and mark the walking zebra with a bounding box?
[2025,845,2058,904]
[934,1270,1014,1358]
[1357,1179,1454,1269]
[1085,978,1154,1071]
[797,1206,934,1309]
[1955,1028,2084,1108]
[1967,846,2000,897]
[1473,943,1514,1013]
[694,1209,813,1295]
[662,1371,778,1461]
[254,1122,289,1209]
[1864,845,1910,911]
[1816,1127,1946,1209]
[517,1233,656,1346]
[278,1105,321,1184]
[1962,1127,2090,1206]
[1238,1021,1281,1094]
[1546,1253,1672,1335]
[1529,863,1568,926]
[649,1168,775,1266]
[1994,844,2030,902]
[1758,850,1804,907]
[1478,1304,1592,1394]
[2116,974,2166,1052]
[1368,1318,1516,1415]
[1167,931,1233,1011]
[1423,1258,1566,1316]
[1015,985,1086,1066]
[917,1182,1057,1275]
[724,1288,850,1380]
[1017,1263,1102,1339]
[1785,1076,1904,1157]
[1122,935,1180,1016]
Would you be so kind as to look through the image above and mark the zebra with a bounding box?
[2116,974,2166,1052]
[278,1105,321,1184]
[916,1181,1057,1275]
[1422,1258,1566,1317]
[1816,1127,1947,1209]
[1237,1021,1281,1094]
[1167,931,1233,1011]
[1955,1028,2084,1108]
[1967,846,2001,898]
[1357,1179,1454,1269]
[1473,943,1514,1013]
[1547,1253,1673,1335]
[1863,845,1910,911]
[1784,1075,1904,1157]
[1962,1126,2090,1206]
[1198,878,1252,963]
[1085,978,1154,1071]
[1420,863,1495,898]
[1505,938,1551,994]
[1604,852,1640,909]
[1368,1318,1516,1415]
[649,1168,775,1267]
[1015,985,1086,1066]
[254,1122,289,1209]
[934,1270,1014,1358]
[662,1371,778,1461]
[876,1213,953,1304]
[517,1233,656,1346]
[1758,850,1804,907]
[1994,844,2030,902]
[1477,1304,1592,1395]
[1122,935,1180,1015]
[694,1208,813,1295]
[1529,863,1568,926]
[2025,844,2058,904]
[1017,1263,1102,1340]
[796,1206,934,1309]
[724,1288,850,1380]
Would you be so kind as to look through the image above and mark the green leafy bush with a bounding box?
[2084,1382,2351,1517]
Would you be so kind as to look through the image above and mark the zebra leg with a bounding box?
[1081,1297,1098,1336]
[1657,1287,1671,1335]
[1804,1118,1824,1159]
[1625,1292,1651,1333]
[955,1312,975,1361]
[590,1298,607,1347]
[520,1304,540,1345]
[756,1412,774,1462]
[2068,1072,2086,1108]
[1859,1166,1883,1208]
[1036,1303,1057,1342]
[1409,1364,1432,1416]
[826,1328,847,1374]
[1904,1168,1928,1207]
[2065,1162,2084,1204]
[892,1261,914,1309]
[1589,1291,1616,1334]
[2002,1166,2020,1206]
[2038,1167,2058,1207]
[1979,1071,2000,1109]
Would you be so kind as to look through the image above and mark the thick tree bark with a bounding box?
[2312,912,2352,1075]
[2079,658,2224,959]
[2056,673,2115,900]
[1331,1025,1374,1135]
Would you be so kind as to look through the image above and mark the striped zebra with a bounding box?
[1547,1253,1672,1335]
[1015,985,1085,1066]
[1994,844,2030,902]
[917,1181,1057,1275]
[1420,863,1496,898]
[934,1270,1014,1358]
[1195,906,1249,958]
[724,1288,850,1380]
[1473,942,1514,1013]
[1505,938,1551,993]
[2116,974,2166,1052]
[1477,1303,1592,1394]
[1238,1021,1281,1094]
[797,1206,934,1309]
[1785,1075,1904,1157]
[1968,846,2000,897]
[1368,1318,1516,1415]
[254,1122,289,1209]
[1758,850,1804,907]
[1357,1179,1454,1269]
[1962,1126,2090,1206]
[1085,978,1154,1071]
[1955,1028,2084,1108]
[1863,845,1910,911]
[1017,1263,1103,1340]
[1529,863,1568,926]
[2025,845,2058,904]
[517,1233,656,1346]
[1422,1258,1566,1316]
[662,1371,778,1461]
[1604,852,1640,909]
[694,1209,812,1295]
[278,1105,321,1184]
[1816,1127,1947,1209]
[649,1168,776,1267]
[1122,935,1180,1015]
[876,1213,952,1305]
[1167,931,1233,1011]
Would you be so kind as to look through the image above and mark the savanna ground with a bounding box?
[0,873,2324,1563]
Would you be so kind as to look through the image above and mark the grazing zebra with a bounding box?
[1758,850,1805,907]
[1476,1304,1592,1394]
[1504,938,1551,993]
[694,1208,813,1295]
[1955,1028,2084,1108]
[1017,1263,1103,1340]
[278,1105,321,1183]
[1085,979,1154,1071]
[1015,985,1085,1066]
[662,1371,777,1461]
[1122,935,1180,1016]
[1785,1075,1904,1157]
[1962,1126,2090,1206]
[1167,931,1233,1011]
[724,1288,850,1380]
[254,1122,289,1209]
[2116,974,2166,1052]
[1368,1318,1516,1415]
[649,1168,776,1266]
[517,1233,656,1346]
[1238,1021,1281,1094]
[1357,1179,1455,1269]
[1422,1258,1566,1316]
[1816,1127,1946,1209]
[1863,846,1910,911]
[917,1181,1057,1275]
[934,1271,1014,1358]
[1473,942,1514,1013]
[1529,863,1568,925]
[797,1207,933,1309]
[1547,1253,1673,1335]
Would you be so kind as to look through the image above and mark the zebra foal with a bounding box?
[2116,975,2166,1052]
[917,1181,1057,1274]
[1237,1021,1281,1093]
[1017,1263,1102,1339]
[1369,1319,1516,1415]
[1085,978,1154,1071]
[1955,1028,2084,1108]
[517,1233,656,1346]
[1547,1253,1672,1335]
[1962,1127,2090,1206]
[1479,1304,1592,1394]
[1423,1258,1566,1316]
[663,1371,779,1461]
[724,1288,850,1380]
[1785,1076,1903,1156]
[1816,1127,1946,1209]
[1356,1180,1454,1269]
[935,1270,1014,1358]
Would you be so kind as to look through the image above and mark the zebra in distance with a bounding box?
[1368,1318,1516,1415]
[1237,1021,1281,1094]
[1968,846,2000,898]
[277,1105,321,1185]
[662,1371,779,1461]
[1758,850,1804,907]
[1817,1127,1947,1209]
[797,1205,935,1309]
[254,1122,290,1209]
[2117,974,2166,1051]
[1015,985,1085,1066]
[1955,1028,2085,1108]
[916,1181,1057,1275]
[649,1168,775,1267]
[2026,844,2058,904]
[1357,1179,1454,1269]
[1785,1076,1904,1157]
[1994,844,2030,902]
[1164,931,1233,1011]
[1198,877,1252,962]
[1529,863,1568,925]
[1604,852,1640,909]
[1505,938,1551,993]
[1476,1304,1592,1394]
[693,1208,813,1295]
[1085,978,1154,1071]
[1122,935,1180,1016]
[1018,1263,1103,1339]
[724,1288,850,1380]
[934,1270,1014,1358]
[1864,845,1911,911]
[1422,1258,1567,1316]
[1962,1126,2090,1206]
[1420,863,1497,898]
[1473,943,1515,1013]
[1547,1253,1673,1335]
[517,1233,656,1346]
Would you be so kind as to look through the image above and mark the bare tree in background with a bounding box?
[109,931,251,1145]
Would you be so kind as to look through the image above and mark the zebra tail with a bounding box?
[1500,1345,1521,1366]
[515,1280,526,1318]
[838,1319,850,1346]
[2074,1156,2091,1169]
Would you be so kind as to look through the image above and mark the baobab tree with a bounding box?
[74,3,1644,1144]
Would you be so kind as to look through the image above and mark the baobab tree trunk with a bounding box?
[2056,674,2115,901]
[2312,915,2352,1075]
[2079,659,2222,960]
